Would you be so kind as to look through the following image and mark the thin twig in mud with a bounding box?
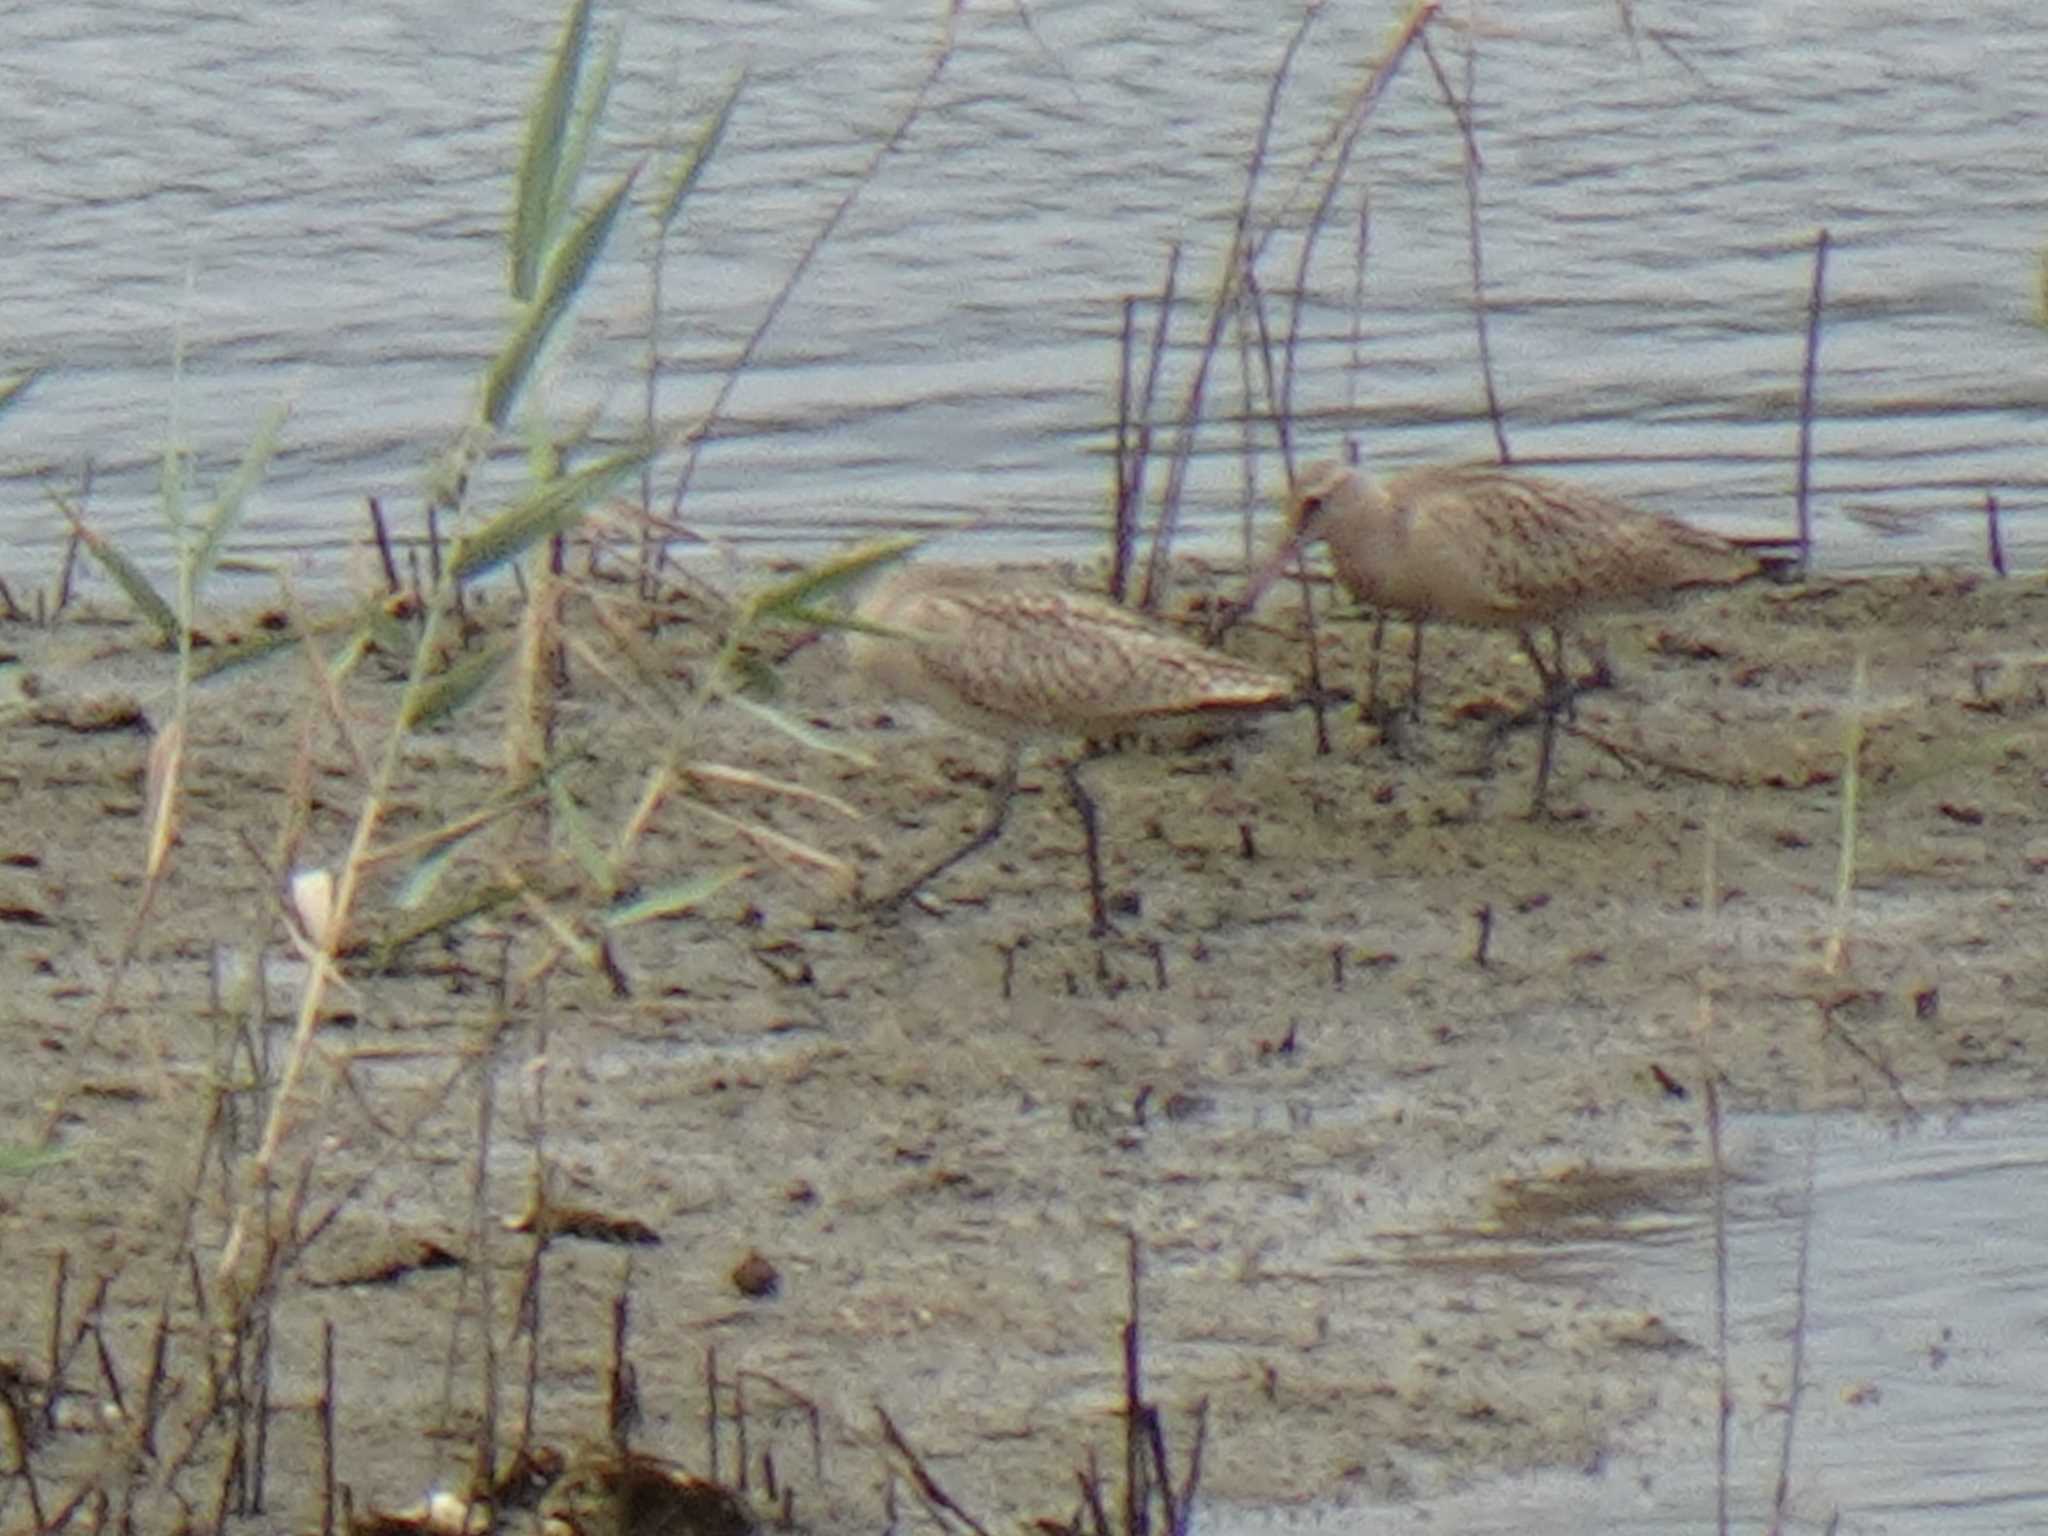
[0,572,22,622]
[1,1380,46,1531]
[735,1371,749,1493]
[1343,194,1370,453]
[517,993,552,1466]
[1693,790,1733,1536]
[365,497,401,594]
[1708,1082,1731,1536]
[1765,1123,1821,1536]
[1114,295,1139,597]
[706,1344,720,1485]
[43,1250,67,1434]
[427,499,445,591]
[1139,8,1315,614]
[1115,245,1182,606]
[1122,1232,1146,1536]
[1566,725,1755,788]
[56,528,81,617]
[320,1321,336,1536]
[1208,262,1332,752]
[1077,1450,1112,1536]
[1822,648,1864,977]
[1420,27,1509,463]
[1235,262,1291,482]
[666,2,965,523]
[876,1406,994,1536]
[469,998,503,1494]
[1793,228,1831,574]
[1983,490,2007,576]
[1173,1401,1208,1536]
[1232,295,1262,571]
[735,1370,826,1486]
[608,1271,639,1454]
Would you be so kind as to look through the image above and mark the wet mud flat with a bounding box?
[1,563,2044,1530]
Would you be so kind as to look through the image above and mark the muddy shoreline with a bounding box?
[2,562,2045,1529]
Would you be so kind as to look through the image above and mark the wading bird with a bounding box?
[1237,459,1798,813]
[849,562,1294,935]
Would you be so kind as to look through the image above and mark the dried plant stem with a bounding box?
[1793,228,1831,574]
[666,2,965,521]
[1139,6,1316,613]
[216,591,458,1301]
[1822,648,1865,978]
[1265,0,1438,334]
[1420,26,1509,463]
[1766,1124,1821,1536]
[1693,789,1731,1536]
[1115,245,1182,606]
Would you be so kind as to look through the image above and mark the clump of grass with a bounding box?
[4,3,926,1528]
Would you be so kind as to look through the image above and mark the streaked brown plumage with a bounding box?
[1240,459,1795,812]
[850,562,1293,934]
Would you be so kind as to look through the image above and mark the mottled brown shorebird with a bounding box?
[849,562,1294,935]
[1239,459,1797,813]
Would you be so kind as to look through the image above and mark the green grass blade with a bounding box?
[0,1144,72,1177]
[376,881,522,969]
[552,24,620,236]
[192,624,301,682]
[0,366,43,423]
[720,691,877,769]
[401,638,512,730]
[483,160,644,431]
[191,399,290,592]
[653,69,746,234]
[448,442,648,583]
[54,499,179,644]
[549,775,615,890]
[742,535,922,624]
[512,0,593,301]
[603,866,749,929]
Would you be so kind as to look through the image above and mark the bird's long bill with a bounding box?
[1232,522,1318,623]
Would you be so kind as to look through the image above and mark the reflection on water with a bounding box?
[1216,1101,2048,1534]
[3,1,2045,584]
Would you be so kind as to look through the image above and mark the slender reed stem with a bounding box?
[1793,228,1831,574]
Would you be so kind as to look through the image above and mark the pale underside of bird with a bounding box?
[848,562,1294,935]
[1238,458,1797,813]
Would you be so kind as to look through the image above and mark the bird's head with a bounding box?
[1286,458,1356,544]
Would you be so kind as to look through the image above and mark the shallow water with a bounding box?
[1216,1102,2048,1533]
[4,0,2047,586]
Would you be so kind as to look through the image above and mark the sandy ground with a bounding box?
[1,560,2045,1532]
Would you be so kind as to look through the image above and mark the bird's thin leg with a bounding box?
[1519,628,1568,818]
[1061,755,1116,938]
[1363,610,1389,722]
[1549,626,1576,722]
[1576,632,1616,694]
[873,744,1022,914]
[1408,618,1427,722]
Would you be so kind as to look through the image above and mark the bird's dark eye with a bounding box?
[1300,495,1323,516]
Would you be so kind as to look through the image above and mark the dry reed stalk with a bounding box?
[1419,26,1509,463]
[1113,244,1182,606]
[1138,7,1317,613]
[665,1,965,523]
[1794,228,1831,574]
[1691,791,1732,1536]
[1821,649,1866,978]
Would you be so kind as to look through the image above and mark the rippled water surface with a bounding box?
[1221,1102,2048,1534]
[5,1,2045,581]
